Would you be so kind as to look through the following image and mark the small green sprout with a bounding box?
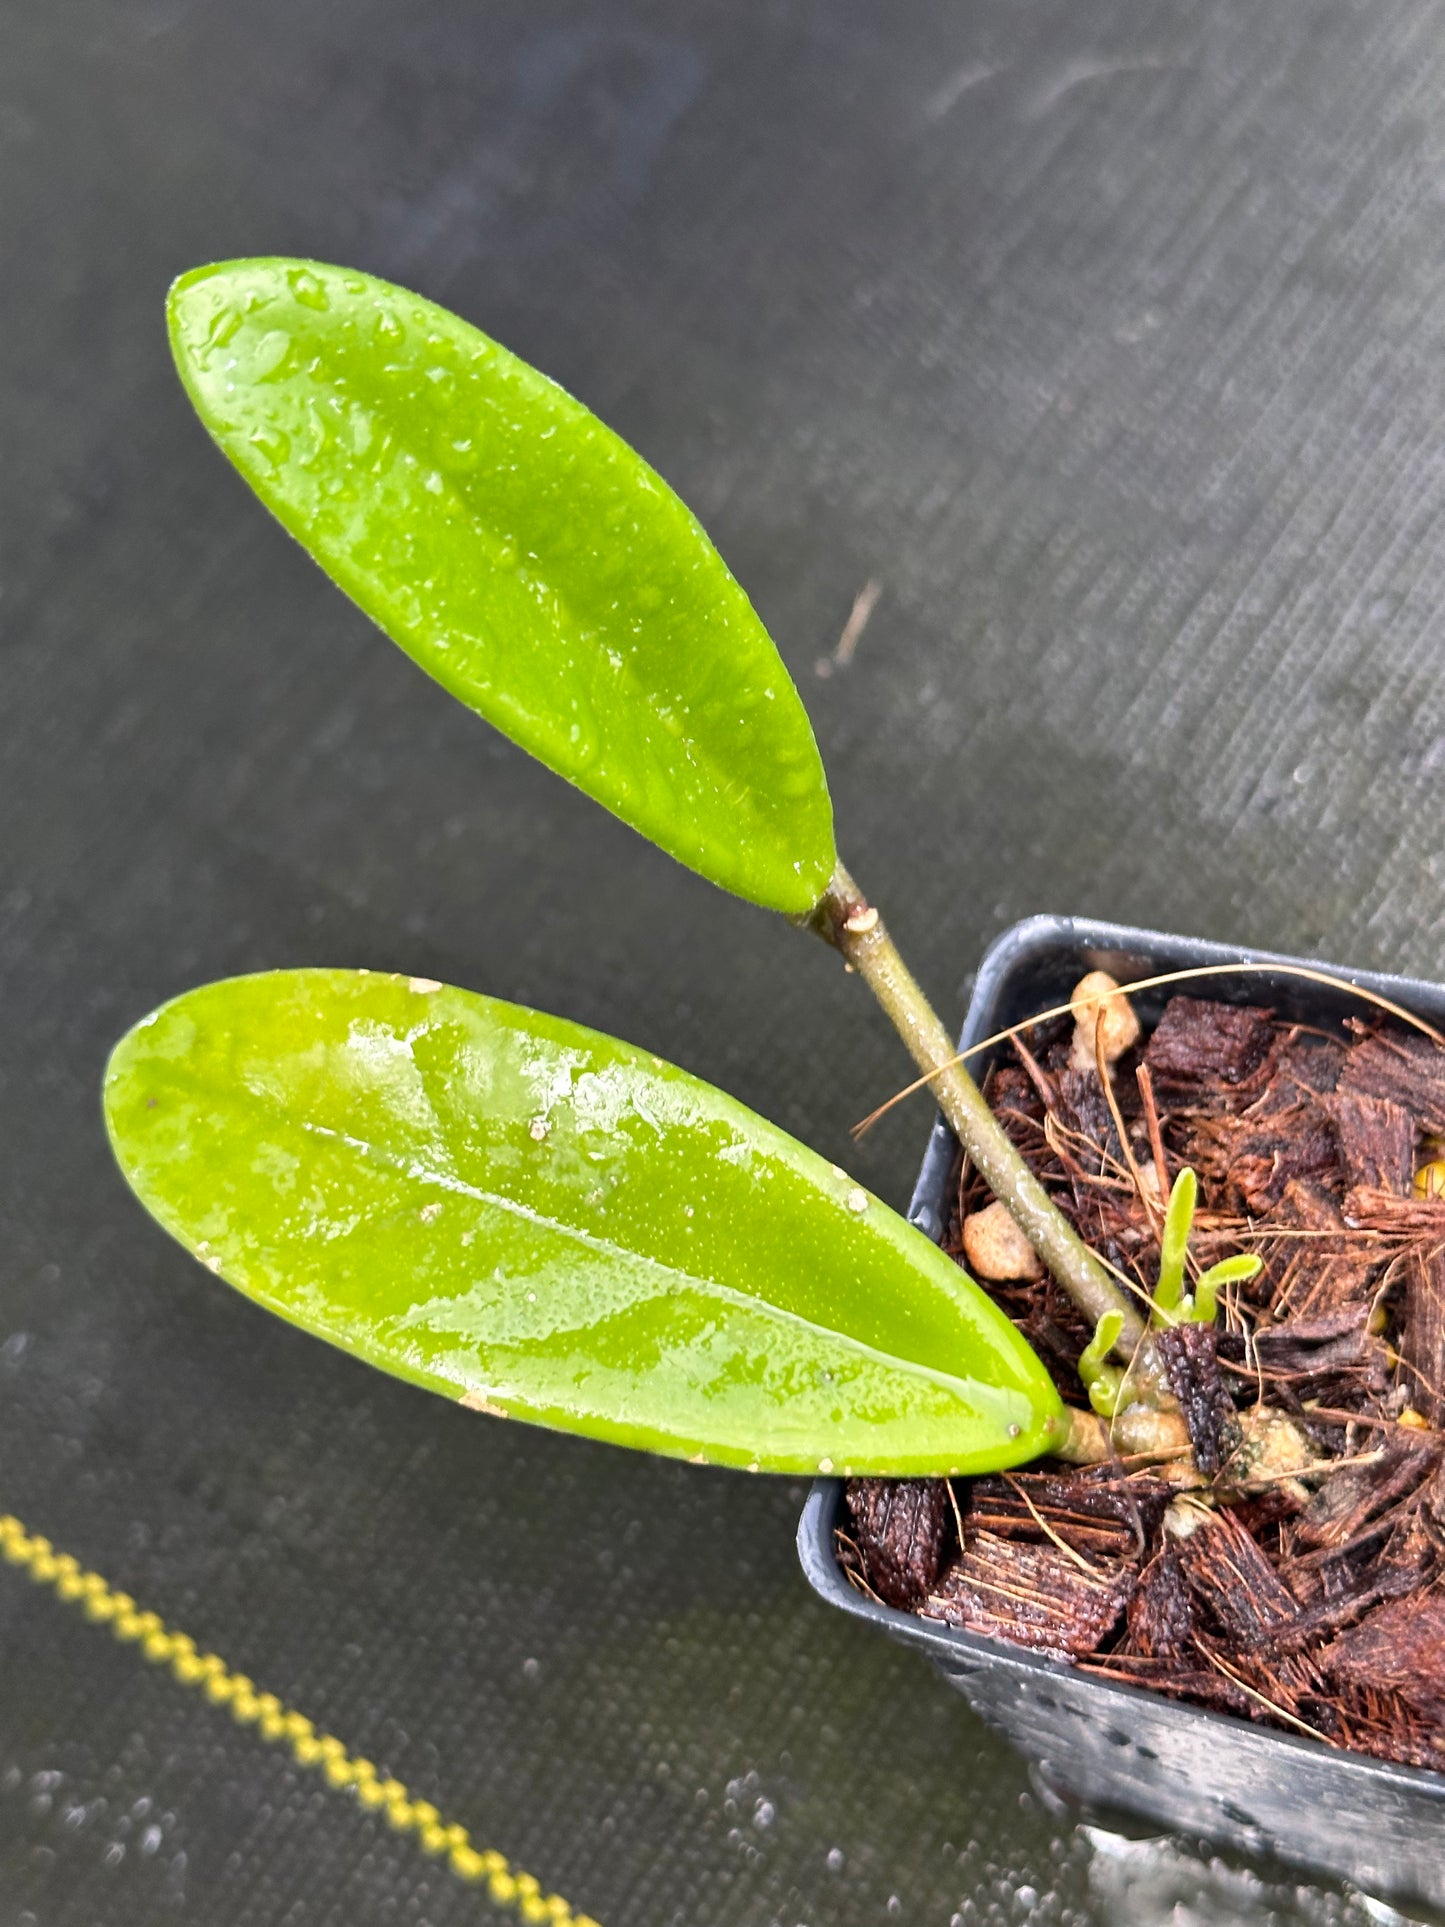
[1078,1309,1126,1417]
[1154,1167,1197,1318]
[1150,1165,1261,1326]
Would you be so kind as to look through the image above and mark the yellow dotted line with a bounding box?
[0,1512,600,1927]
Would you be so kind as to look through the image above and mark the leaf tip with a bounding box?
[100,1010,148,1145]
[166,259,248,355]
[166,257,326,387]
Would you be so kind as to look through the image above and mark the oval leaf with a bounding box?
[105,970,1062,1476]
[168,259,835,915]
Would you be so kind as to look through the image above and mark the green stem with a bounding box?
[1051,1402,1191,1465]
[809,862,1144,1354]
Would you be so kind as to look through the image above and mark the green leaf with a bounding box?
[167,259,835,916]
[104,970,1063,1476]
[1192,1253,1262,1324]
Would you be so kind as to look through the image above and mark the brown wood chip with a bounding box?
[1125,1549,1193,1658]
[1144,997,1275,1086]
[1400,1247,1445,1428]
[1186,1101,1344,1215]
[1055,1066,1122,1160]
[988,1065,1047,1132]
[1342,1187,1445,1241]
[1279,1178,1349,1235]
[1153,1324,1232,1476]
[1293,1435,1441,1552]
[1275,1561,1427,1654]
[965,1490,1137,1561]
[846,1478,950,1609]
[1332,1681,1445,1768]
[1324,1593,1445,1714]
[1339,1029,1445,1136]
[1265,1179,1378,1316]
[922,1530,1132,1658]
[1273,1030,1347,1100]
[1241,1306,1392,1401]
[970,1467,1173,1548]
[1322,1090,1415,1194]
[1176,1508,1299,1647]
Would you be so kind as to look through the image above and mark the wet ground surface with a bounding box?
[7,1,1445,1919]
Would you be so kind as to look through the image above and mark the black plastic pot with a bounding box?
[798,915,1445,1912]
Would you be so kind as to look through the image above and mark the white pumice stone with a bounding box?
[961,1200,1045,1282]
[1069,969,1143,1072]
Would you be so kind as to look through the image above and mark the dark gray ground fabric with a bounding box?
[4,1,1445,1921]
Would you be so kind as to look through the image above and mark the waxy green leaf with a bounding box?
[168,259,835,915]
[105,970,1063,1476]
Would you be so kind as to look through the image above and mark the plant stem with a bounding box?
[1051,1402,1191,1466]
[810,861,1144,1354]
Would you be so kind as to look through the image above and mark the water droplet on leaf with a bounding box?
[246,330,292,382]
[247,424,291,468]
[206,305,244,349]
[287,268,330,311]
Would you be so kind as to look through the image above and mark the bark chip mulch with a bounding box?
[840,995,1445,1768]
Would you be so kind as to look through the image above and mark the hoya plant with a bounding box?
[108,258,1200,1481]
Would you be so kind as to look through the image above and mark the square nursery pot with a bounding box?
[798,915,1445,1913]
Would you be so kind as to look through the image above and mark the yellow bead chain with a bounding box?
[0,1511,601,1927]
